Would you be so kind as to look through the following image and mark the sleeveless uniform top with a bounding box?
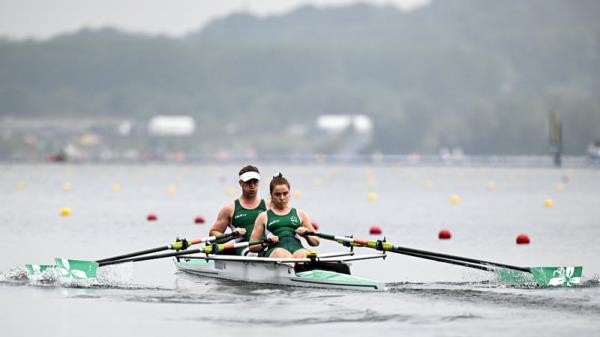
[229,198,267,242]
[264,208,305,256]
[266,208,301,237]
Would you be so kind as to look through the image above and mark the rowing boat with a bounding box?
[174,251,387,291]
[25,231,584,289]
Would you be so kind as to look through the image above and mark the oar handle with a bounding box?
[188,231,240,246]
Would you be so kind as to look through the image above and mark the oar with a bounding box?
[54,240,268,279]
[97,232,239,263]
[305,231,583,287]
[26,232,239,278]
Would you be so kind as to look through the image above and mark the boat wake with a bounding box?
[0,265,169,291]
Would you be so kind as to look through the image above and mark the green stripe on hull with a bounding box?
[294,270,383,290]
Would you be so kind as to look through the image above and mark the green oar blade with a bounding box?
[25,264,54,276]
[529,266,583,287]
[54,258,98,279]
[496,266,583,287]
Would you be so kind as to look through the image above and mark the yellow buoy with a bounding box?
[292,190,303,199]
[112,183,121,192]
[367,192,378,201]
[544,198,554,208]
[312,178,322,187]
[16,181,26,190]
[60,207,72,216]
[424,180,433,188]
[62,181,72,191]
[555,183,564,192]
[226,187,236,197]
[166,185,177,194]
[450,195,461,205]
[487,180,496,191]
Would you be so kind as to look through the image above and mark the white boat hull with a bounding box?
[174,257,385,291]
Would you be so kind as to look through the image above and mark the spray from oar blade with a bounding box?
[25,264,54,275]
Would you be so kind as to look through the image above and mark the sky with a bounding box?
[0,0,430,40]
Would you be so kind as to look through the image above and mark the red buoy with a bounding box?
[516,233,530,244]
[194,216,205,224]
[147,213,157,221]
[438,229,452,239]
[369,225,382,235]
[311,221,319,230]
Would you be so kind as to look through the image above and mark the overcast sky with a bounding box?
[0,0,430,40]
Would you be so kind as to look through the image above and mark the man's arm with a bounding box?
[208,203,234,236]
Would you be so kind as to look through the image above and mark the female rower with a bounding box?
[250,173,319,258]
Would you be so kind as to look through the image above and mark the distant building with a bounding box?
[148,116,195,136]
[316,115,373,134]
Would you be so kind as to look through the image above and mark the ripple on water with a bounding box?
[386,280,600,316]
[181,308,410,326]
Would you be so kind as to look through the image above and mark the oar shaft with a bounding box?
[390,246,530,273]
[399,250,495,272]
[99,249,203,266]
[98,239,267,267]
[96,245,170,263]
[96,232,239,264]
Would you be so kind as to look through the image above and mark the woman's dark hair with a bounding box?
[239,165,259,176]
[269,173,290,194]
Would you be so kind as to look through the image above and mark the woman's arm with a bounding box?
[296,210,319,246]
[249,212,268,252]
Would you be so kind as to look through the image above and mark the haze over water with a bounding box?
[1,164,599,336]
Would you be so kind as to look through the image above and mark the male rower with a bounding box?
[208,165,270,255]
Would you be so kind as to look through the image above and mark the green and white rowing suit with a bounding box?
[229,198,267,254]
[264,208,305,257]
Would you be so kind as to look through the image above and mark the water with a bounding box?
[1,164,599,336]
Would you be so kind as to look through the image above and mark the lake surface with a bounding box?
[1,164,599,336]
